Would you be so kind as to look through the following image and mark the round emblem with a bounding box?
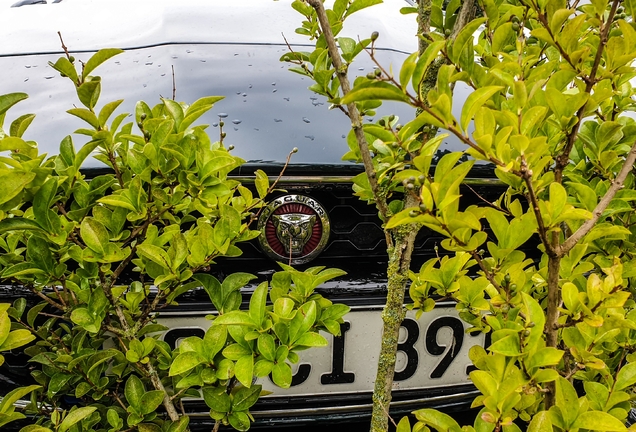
[257,194,330,264]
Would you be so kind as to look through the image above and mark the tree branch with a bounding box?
[553,0,619,183]
[560,141,636,254]
[305,0,391,225]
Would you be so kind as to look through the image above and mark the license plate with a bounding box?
[158,304,484,397]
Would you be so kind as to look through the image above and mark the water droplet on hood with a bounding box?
[302,117,311,123]
[212,122,219,127]
[218,113,229,118]
[305,135,315,141]
[274,118,282,123]
[232,119,242,125]
[272,89,277,93]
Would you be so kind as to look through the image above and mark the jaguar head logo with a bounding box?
[258,195,330,264]
[271,213,317,256]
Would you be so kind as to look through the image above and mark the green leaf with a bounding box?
[235,354,254,388]
[203,325,227,361]
[549,182,567,219]
[397,417,411,432]
[77,80,101,110]
[571,411,626,431]
[249,281,268,326]
[82,48,124,79]
[48,57,79,83]
[124,375,145,412]
[98,99,123,128]
[411,41,445,93]
[527,411,553,432]
[228,411,251,432]
[271,361,292,388]
[232,384,262,412]
[0,218,42,234]
[460,87,502,132]
[413,409,462,432]
[488,333,521,356]
[169,351,206,376]
[27,236,54,273]
[614,362,636,391]
[162,98,184,130]
[47,373,72,398]
[0,329,35,351]
[139,390,165,415]
[526,348,564,370]
[450,18,486,64]
[10,113,35,138]
[202,387,231,413]
[58,407,97,432]
[0,385,40,414]
[0,313,11,347]
[294,332,328,347]
[0,171,36,205]
[258,334,277,362]
[1,263,46,279]
[341,82,410,104]
[214,311,257,327]
[137,244,172,270]
[97,195,137,211]
[80,218,109,254]
[288,301,316,343]
[0,93,28,117]
[344,0,383,18]
[194,273,222,309]
[255,169,269,199]
[555,377,579,428]
[19,425,53,432]
[87,349,119,374]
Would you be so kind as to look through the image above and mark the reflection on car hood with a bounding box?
[0,0,417,55]
[0,0,471,166]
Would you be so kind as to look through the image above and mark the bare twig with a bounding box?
[171,65,176,100]
[281,32,349,117]
[520,156,554,256]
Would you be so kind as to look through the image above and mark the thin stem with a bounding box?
[520,156,555,256]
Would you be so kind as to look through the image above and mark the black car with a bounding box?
[0,0,497,427]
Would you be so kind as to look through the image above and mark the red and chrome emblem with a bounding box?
[257,194,330,264]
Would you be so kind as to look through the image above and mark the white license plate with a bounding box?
[158,304,485,397]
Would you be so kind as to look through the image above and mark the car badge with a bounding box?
[257,194,330,264]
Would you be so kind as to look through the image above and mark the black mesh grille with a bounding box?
[227,181,504,273]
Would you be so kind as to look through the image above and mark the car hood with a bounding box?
[0,0,473,167]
